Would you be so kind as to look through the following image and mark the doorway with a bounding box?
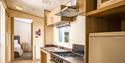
[13,17,33,61]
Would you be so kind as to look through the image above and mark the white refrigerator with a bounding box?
[89,32,125,63]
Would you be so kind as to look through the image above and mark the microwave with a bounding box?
[97,0,123,9]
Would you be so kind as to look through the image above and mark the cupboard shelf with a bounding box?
[86,1,125,17]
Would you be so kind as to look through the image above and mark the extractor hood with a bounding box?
[55,0,81,17]
[55,5,81,17]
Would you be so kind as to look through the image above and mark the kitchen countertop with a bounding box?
[41,47,70,53]
[41,47,84,63]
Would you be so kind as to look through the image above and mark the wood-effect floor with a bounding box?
[11,60,40,63]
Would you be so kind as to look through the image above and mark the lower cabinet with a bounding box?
[41,51,47,63]
[41,50,51,63]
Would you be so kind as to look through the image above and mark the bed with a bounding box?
[14,35,23,58]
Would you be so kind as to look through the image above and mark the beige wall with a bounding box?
[7,9,44,60]
[45,26,54,45]
[70,16,86,45]
[14,21,32,52]
[54,15,86,47]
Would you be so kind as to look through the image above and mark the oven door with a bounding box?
[51,53,70,63]
[50,60,56,63]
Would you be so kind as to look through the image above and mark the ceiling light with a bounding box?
[16,6,23,10]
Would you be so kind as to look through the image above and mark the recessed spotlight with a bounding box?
[16,6,23,10]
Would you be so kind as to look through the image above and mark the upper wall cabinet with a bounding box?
[86,0,125,17]
[47,11,54,26]
[78,0,85,15]
[97,0,123,9]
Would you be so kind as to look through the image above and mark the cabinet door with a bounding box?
[41,51,47,63]
[47,12,53,25]
[47,53,51,63]
[47,13,51,25]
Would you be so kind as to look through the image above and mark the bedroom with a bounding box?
[14,18,33,61]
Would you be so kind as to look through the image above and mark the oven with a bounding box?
[50,54,69,63]
[50,44,84,63]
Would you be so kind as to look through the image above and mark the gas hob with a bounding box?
[53,52,83,57]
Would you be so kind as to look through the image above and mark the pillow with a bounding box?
[14,40,18,45]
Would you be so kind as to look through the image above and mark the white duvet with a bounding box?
[14,40,23,56]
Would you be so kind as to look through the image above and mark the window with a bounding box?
[57,25,70,43]
[55,24,72,48]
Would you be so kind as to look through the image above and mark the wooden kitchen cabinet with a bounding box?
[78,0,85,15]
[97,0,123,9]
[86,0,125,16]
[47,6,59,26]
[41,51,47,63]
[41,50,51,63]
[47,12,54,26]
[85,0,125,63]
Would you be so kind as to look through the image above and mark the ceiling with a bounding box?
[6,0,70,17]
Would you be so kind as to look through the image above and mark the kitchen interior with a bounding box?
[1,0,125,63]
[41,0,125,63]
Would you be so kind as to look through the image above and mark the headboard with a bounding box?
[14,35,20,44]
